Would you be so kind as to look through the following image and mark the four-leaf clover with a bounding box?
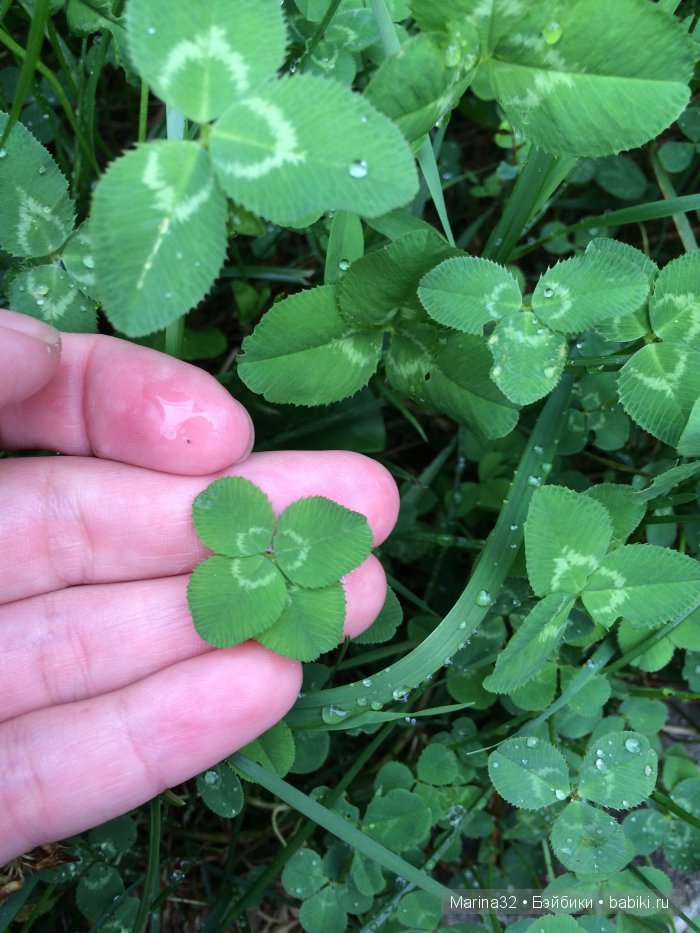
[187,477,373,661]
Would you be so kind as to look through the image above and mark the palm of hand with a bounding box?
[0,312,398,865]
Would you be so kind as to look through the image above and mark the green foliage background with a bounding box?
[2,0,700,930]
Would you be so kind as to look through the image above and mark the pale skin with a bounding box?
[0,309,399,865]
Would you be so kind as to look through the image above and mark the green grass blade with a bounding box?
[0,0,50,149]
[130,797,162,933]
[210,724,394,930]
[651,147,698,253]
[416,136,456,246]
[605,598,700,674]
[162,107,186,359]
[627,864,700,933]
[0,25,100,174]
[369,0,400,54]
[0,875,40,930]
[520,595,700,737]
[651,790,700,833]
[370,0,455,245]
[514,194,700,258]
[298,0,344,71]
[230,753,452,900]
[518,639,616,736]
[289,377,573,727]
[324,210,364,284]
[482,147,576,263]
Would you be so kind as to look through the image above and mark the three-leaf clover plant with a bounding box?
[187,477,372,661]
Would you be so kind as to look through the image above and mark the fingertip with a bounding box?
[365,457,401,546]
[0,310,62,410]
[86,338,255,474]
[343,555,388,638]
[334,451,400,546]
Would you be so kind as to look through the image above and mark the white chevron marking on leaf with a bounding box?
[160,26,250,95]
[218,97,306,180]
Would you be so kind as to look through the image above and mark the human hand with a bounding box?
[0,310,399,865]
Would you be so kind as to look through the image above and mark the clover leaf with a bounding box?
[187,477,373,660]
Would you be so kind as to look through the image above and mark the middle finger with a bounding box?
[0,450,399,604]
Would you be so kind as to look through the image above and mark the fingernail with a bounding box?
[0,309,61,345]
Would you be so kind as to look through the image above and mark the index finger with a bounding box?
[0,333,254,475]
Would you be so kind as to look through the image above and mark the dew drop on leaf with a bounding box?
[543,285,555,298]
[595,758,605,770]
[625,737,640,753]
[527,475,542,486]
[526,737,538,747]
[476,589,493,607]
[204,770,220,785]
[555,789,567,800]
[339,259,350,271]
[644,764,653,776]
[392,685,410,702]
[348,159,368,179]
[362,678,373,687]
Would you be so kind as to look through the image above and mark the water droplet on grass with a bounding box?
[392,685,410,702]
[476,590,492,607]
[543,21,563,44]
[322,705,348,724]
[339,259,350,271]
[527,475,542,487]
